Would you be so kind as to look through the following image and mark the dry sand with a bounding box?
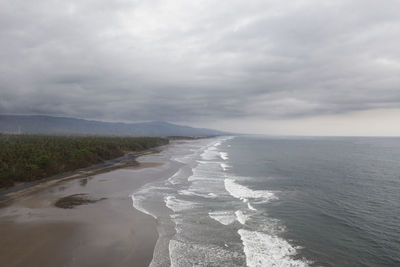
[0,157,170,267]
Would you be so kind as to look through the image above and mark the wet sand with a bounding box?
[0,156,174,267]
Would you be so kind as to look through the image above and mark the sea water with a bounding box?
[131,136,400,266]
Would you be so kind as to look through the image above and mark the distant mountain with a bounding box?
[0,115,227,137]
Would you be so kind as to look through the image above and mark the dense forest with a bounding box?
[0,134,169,188]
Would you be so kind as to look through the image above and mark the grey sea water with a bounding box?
[131,136,400,266]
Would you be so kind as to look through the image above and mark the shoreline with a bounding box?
[0,146,165,206]
[0,144,174,267]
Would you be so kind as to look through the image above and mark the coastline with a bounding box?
[0,145,172,267]
[0,146,164,205]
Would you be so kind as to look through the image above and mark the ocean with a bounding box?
[131,136,400,266]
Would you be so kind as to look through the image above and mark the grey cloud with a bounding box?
[1,0,400,125]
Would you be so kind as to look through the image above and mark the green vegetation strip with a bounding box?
[0,135,169,188]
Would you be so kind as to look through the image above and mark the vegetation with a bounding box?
[0,134,168,188]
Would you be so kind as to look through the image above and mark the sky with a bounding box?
[1,0,400,136]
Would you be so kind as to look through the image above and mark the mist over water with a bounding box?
[131,136,400,266]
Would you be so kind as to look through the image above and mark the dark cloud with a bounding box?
[1,0,400,129]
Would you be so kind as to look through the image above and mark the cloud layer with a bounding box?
[1,0,400,133]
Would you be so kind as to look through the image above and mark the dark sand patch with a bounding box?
[54,193,106,209]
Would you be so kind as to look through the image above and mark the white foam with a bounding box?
[247,202,257,211]
[168,168,185,184]
[224,179,277,202]
[130,195,157,219]
[169,239,239,267]
[220,163,231,171]
[201,149,220,161]
[235,210,249,225]
[219,152,229,160]
[238,229,309,267]
[165,196,197,213]
[188,175,220,182]
[194,165,223,182]
[178,189,217,199]
[173,155,193,164]
[209,211,237,225]
[197,160,221,164]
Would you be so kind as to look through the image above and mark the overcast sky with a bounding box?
[1,0,400,135]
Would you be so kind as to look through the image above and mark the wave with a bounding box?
[224,179,277,202]
[235,210,249,225]
[165,196,198,213]
[178,189,218,199]
[188,175,221,182]
[130,194,157,219]
[188,162,225,182]
[200,149,220,161]
[209,211,237,225]
[220,163,231,171]
[168,168,186,185]
[197,160,222,164]
[238,229,309,267]
[219,152,229,160]
[169,239,241,267]
[247,202,257,211]
[173,155,193,164]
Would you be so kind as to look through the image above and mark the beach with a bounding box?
[0,147,178,267]
[2,136,398,267]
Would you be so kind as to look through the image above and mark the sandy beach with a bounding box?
[0,149,175,267]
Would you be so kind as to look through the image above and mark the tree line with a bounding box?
[0,134,169,188]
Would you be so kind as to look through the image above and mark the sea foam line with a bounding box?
[220,163,231,171]
[247,202,257,211]
[130,194,157,219]
[219,152,229,160]
[165,196,198,213]
[209,211,236,225]
[235,210,249,225]
[168,168,185,184]
[178,189,217,199]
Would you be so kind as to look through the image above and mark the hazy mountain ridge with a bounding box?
[0,115,227,137]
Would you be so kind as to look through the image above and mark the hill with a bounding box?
[0,115,226,137]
